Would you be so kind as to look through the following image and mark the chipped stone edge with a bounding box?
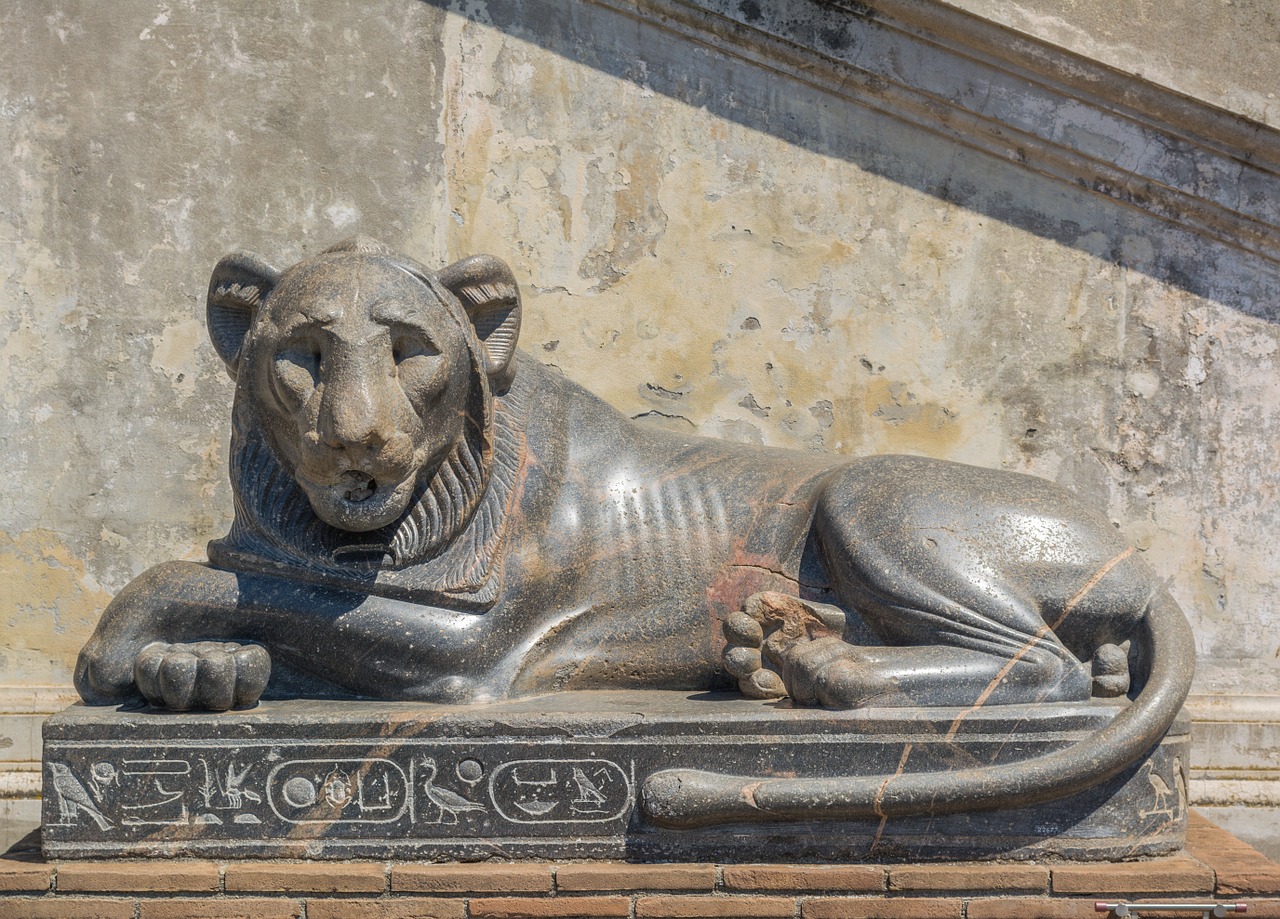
[589,0,1280,265]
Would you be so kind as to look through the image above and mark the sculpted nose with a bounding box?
[317,361,394,452]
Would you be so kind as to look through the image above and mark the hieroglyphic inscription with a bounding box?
[267,758,410,824]
[489,759,632,824]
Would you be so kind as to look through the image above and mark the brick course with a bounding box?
[803,896,964,918]
[1051,856,1215,896]
[224,861,386,893]
[392,862,553,893]
[635,894,797,917]
[137,897,303,919]
[1186,810,1280,897]
[305,897,468,919]
[5,811,1277,919]
[556,862,717,891]
[722,864,885,892]
[889,863,1048,892]
[0,853,51,892]
[0,896,136,919]
[470,895,632,917]
[967,897,1107,918]
[57,860,221,893]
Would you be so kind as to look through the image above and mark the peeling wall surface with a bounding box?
[2,0,1279,834]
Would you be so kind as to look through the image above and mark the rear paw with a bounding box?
[134,641,270,711]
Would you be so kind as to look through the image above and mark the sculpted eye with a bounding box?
[273,344,321,395]
[392,332,439,365]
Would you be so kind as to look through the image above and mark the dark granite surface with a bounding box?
[43,692,1189,861]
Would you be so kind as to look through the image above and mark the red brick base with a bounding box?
[2,812,1275,919]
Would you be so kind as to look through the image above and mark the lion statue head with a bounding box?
[204,237,523,577]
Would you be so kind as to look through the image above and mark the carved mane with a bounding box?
[207,256,530,611]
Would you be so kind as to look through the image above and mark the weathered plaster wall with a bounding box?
[1,0,450,689]
[2,0,1279,843]
[943,0,1280,129]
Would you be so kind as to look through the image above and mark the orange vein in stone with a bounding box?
[943,546,1135,743]
[870,742,915,851]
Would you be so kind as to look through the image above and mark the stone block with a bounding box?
[0,852,51,892]
[0,896,136,919]
[966,898,1102,919]
[392,863,553,894]
[136,898,303,919]
[55,860,220,893]
[888,864,1048,892]
[224,861,385,893]
[41,692,1190,862]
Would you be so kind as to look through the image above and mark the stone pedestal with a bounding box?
[41,691,1188,861]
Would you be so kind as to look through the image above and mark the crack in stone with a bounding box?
[942,547,1137,743]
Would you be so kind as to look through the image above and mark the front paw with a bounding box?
[133,641,270,711]
[722,606,788,699]
[724,592,859,705]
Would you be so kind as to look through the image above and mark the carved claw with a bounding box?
[725,592,880,708]
[724,592,850,701]
[134,641,270,711]
[722,605,786,699]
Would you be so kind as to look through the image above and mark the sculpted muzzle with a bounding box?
[292,355,426,533]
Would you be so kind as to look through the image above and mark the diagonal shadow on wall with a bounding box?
[421,0,1280,321]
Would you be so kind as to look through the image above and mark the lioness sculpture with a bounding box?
[75,237,1193,825]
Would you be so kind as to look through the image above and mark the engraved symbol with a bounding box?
[49,762,113,830]
[121,779,188,826]
[513,766,557,786]
[490,759,632,824]
[1173,755,1188,812]
[358,771,395,812]
[418,756,486,824]
[510,765,558,817]
[515,799,558,817]
[320,767,354,808]
[570,767,608,814]
[268,758,408,824]
[282,777,317,808]
[123,759,190,776]
[456,759,484,787]
[195,758,264,824]
[106,759,191,826]
[1139,761,1175,819]
[224,762,262,809]
[89,762,118,802]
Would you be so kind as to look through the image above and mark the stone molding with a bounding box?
[589,0,1280,264]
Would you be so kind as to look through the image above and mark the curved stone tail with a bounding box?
[641,588,1193,827]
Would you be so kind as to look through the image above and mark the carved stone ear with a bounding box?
[438,254,522,393]
[206,252,280,378]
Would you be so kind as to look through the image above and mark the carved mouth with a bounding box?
[339,471,377,504]
[297,470,415,533]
